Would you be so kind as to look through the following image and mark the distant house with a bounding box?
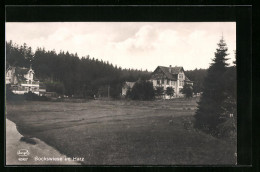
[121,82,136,96]
[150,65,193,98]
[6,66,44,95]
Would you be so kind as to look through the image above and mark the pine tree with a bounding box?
[194,37,230,135]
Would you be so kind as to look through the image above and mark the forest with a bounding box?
[6,41,151,98]
[6,41,209,98]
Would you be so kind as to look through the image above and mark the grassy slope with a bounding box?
[6,98,236,165]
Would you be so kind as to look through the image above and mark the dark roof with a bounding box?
[158,66,183,74]
[152,66,192,82]
[6,66,13,72]
[151,66,181,80]
[12,67,28,82]
[15,67,30,75]
[185,77,192,82]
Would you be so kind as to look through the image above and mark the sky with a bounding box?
[6,22,236,71]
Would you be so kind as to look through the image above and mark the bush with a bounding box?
[110,83,122,99]
[180,84,193,98]
[6,85,25,101]
[44,81,65,95]
[216,96,237,139]
[166,87,174,98]
[128,80,155,100]
[216,117,236,141]
[24,91,49,101]
[155,86,164,98]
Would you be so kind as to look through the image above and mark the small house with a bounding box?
[121,82,136,96]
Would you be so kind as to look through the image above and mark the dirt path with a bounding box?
[6,118,80,165]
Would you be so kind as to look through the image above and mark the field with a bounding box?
[6,98,236,165]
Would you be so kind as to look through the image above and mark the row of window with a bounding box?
[156,80,184,86]
[11,86,39,91]
[25,87,39,91]
[157,79,176,85]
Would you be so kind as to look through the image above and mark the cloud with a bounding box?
[48,27,73,42]
[108,25,158,54]
[5,22,236,71]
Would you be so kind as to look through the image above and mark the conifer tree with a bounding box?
[194,37,230,135]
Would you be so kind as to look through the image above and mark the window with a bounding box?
[179,74,183,79]
[172,81,175,86]
[179,81,184,86]
[157,80,160,85]
[167,80,169,85]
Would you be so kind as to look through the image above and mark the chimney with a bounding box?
[169,65,172,73]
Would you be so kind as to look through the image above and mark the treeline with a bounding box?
[6,41,151,98]
[185,69,207,94]
[6,41,215,99]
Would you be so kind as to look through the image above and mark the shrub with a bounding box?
[216,96,237,139]
[155,86,164,98]
[216,117,237,141]
[110,83,122,99]
[128,80,155,100]
[44,81,65,95]
[180,84,193,98]
[166,87,174,98]
[24,91,49,101]
[6,84,25,101]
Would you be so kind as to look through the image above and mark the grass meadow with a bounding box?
[6,97,236,165]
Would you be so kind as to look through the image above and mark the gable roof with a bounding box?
[122,81,135,89]
[151,66,182,80]
[158,66,183,75]
[152,66,192,82]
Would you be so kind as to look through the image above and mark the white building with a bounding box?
[6,66,42,95]
[150,65,193,98]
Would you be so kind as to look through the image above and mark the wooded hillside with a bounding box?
[6,41,213,98]
[6,41,150,98]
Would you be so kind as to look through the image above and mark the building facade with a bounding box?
[150,65,193,98]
